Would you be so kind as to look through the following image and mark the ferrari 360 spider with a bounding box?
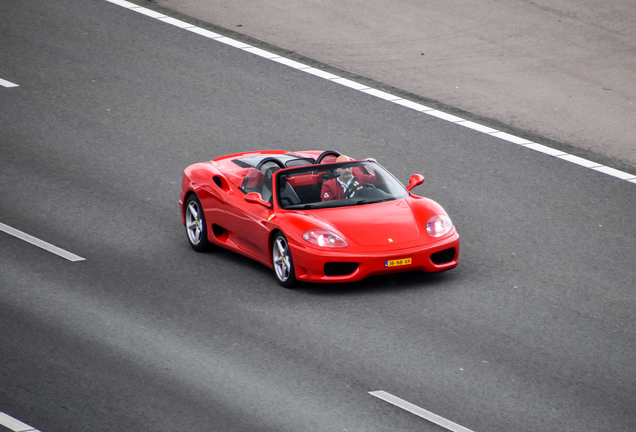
[180,150,459,287]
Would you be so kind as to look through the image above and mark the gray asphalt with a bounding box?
[1,1,635,431]
[155,0,636,170]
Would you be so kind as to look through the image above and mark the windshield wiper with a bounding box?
[357,198,395,205]
[286,203,317,210]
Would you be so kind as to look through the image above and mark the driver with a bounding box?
[321,155,377,201]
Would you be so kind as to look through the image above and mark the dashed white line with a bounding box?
[0,222,85,262]
[104,0,636,185]
[370,390,476,432]
[0,77,19,88]
[0,411,41,432]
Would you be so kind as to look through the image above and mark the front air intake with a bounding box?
[431,248,456,265]
[324,262,359,276]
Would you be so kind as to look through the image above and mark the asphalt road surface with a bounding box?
[1,1,635,431]
[155,0,636,169]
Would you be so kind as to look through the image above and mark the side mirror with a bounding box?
[244,192,272,208]
[405,174,425,191]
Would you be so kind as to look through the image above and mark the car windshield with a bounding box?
[275,161,410,209]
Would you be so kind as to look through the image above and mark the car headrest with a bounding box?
[264,166,279,181]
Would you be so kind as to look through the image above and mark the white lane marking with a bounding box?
[592,165,636,180]
[0,222,85,262]
[104,0,636,185]
[524,143,567,157]
[557,154,602,168]
[370,390,476,432]
[0,411,41,432]
[0,77,19,88]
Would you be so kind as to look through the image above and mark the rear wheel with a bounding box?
[185,194,211,252]
[272,232,296,288]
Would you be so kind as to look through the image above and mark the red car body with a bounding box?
[180,150,459,286]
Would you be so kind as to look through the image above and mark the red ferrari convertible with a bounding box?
[180,150,459,287]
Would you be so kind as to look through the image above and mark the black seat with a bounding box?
[261,166,278,202]
[279,178,301,206]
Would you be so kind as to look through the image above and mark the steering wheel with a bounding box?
[316,150,342,164]
[344,183,376,199]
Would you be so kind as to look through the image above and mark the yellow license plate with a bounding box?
[385,258,412,268]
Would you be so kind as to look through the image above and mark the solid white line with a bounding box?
[272,56,311,69]
[490,131,532,145]
[0,222,85,262]
[370,390,476,432]
[362,88,402,101]
[0,411,41,432]
[428,110,466,122]
[244,46,280,59]
[158,16,194,28]
[104,0,636,185]
[523,143,567,157]
[0,77,19,88]
[185,26,223,39]
[457,120,498,134]
[557,154,602,168]
[331,77,369,90]
[392,99,434,112]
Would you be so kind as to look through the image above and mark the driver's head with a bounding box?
[335,155,353,182]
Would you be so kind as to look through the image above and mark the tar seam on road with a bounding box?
[0,222,85,262]
[104,0,636,186]
[370,390,477,432]
[0,412,41,432]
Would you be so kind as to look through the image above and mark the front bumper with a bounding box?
[289,232,459,283]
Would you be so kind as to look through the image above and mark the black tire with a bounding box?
[184,194,211,252]
[271,232,297,288]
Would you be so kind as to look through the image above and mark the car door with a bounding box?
[218,166,277,265]
[227,193,272,264]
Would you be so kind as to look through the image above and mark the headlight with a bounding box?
[302,229,348,247]
[426,215,453,237]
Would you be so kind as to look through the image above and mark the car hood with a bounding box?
[310,199,421,246]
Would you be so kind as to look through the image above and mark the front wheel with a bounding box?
[185,194,211,252]
[272,233,297,288]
